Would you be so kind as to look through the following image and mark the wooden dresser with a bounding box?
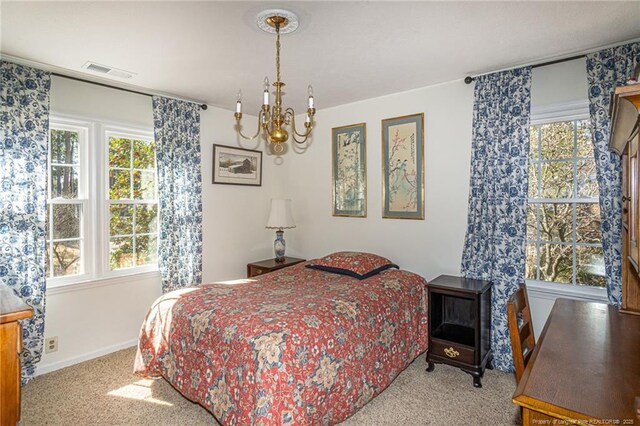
[610,83,640,315]
[0,285,33,425]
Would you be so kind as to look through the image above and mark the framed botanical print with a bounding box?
[381,113,424,219]
[332,123,367,217]
[212,144,262,186]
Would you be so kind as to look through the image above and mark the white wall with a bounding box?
[40,76,279,374]
[281,80,474,281]
[200,107,282,282]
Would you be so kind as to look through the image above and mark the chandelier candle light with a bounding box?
[266,199,296,262]
[234,9,316,153]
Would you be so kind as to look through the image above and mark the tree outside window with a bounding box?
[526,120,605,287]
[108,136,158,270]
[46,128,83,278]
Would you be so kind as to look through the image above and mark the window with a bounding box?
[525,116,605,288]
[46,117,157,287]
[107,133,158,270]
[46,124,88,280]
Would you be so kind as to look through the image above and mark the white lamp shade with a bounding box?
[266,199,296,229]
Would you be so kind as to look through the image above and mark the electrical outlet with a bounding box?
[45,336,58,353]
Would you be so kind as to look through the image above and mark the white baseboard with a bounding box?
[36,339,138,376]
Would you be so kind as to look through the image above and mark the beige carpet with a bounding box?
[21,347,520,425]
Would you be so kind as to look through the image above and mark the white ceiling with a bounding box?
[2,1,640,113]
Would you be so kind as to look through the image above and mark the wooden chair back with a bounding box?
[507,284,535,383]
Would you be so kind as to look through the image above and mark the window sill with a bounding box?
[46,270,161,296]
[525,280,608,303]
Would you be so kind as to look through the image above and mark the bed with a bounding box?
[134,252,428,425]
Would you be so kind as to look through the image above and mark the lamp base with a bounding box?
[274,230,286,262]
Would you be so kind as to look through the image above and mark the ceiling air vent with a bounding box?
[81,61,136,79]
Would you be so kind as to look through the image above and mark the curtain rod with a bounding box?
[52,72,208,110]
[464,54,586,84]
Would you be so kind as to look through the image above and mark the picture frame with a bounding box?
[381,113,424,219]
[332,123,367,217]
[212,144,262,186]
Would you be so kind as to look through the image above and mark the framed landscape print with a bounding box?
[381,113,424,219]
[332,123,367,217]
[212,144,262,186]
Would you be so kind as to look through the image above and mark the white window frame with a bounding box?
[526,101,607,301]
[46,118,93,286]
[46,114,158,289]
[102,126,158,278]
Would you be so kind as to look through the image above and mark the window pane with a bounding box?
[110,237,134,270]
[52,240,81,277]
[576,120,593,158]
[46,205,50,239]
[52,204,80,239]
[541,122,574,160]
[525,243,537,280]
[576,204,602,243]
[529,125,540,161]
[109,137,131,168]
[109,170,131,199]
[541,161,574,198]
[51,165,79,198]
[107,134,157,272]
[50,129,79,164]
[133,139,156,169]
[46,243,51,278]
[539,203,573,242]
[135,204,158,234]
[136,235,158,266]
[577,160,598,198]
[133,171,156,200]
[538,243,573,284]
[526,204,537,240]
[528,119,602,288]
[110,204,134,236]
[528,163,539,198]
[576,246,606,287]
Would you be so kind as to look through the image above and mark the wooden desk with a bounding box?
[513,299,640,425]
[0,285,33,426]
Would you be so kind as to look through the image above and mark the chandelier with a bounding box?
[234,9,315,154]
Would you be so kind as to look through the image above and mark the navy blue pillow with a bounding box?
[305,263,399,280]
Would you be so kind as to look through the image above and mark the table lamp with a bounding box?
[266,199,296,262]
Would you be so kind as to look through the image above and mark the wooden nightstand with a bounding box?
[247,257,306,278]
[426,275,493,388]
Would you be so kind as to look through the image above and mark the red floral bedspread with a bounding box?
[134,262,428,425]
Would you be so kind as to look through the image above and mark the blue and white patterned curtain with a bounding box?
[586,42,640,306]
[461,67,532,372]
[0,61,51,382]
[152,96,202,293]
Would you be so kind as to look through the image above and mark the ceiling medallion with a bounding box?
[256,9,299,35]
